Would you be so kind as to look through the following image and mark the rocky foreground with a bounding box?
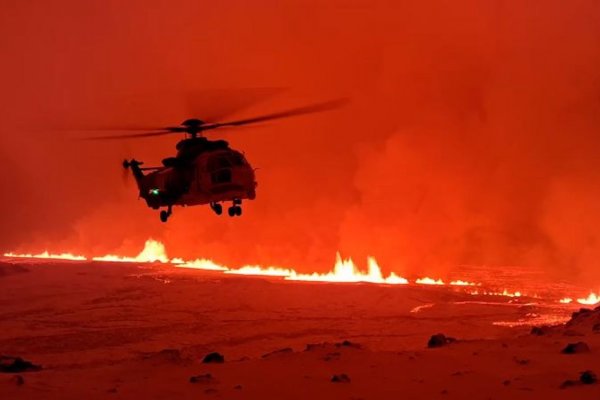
[1,261,599,399]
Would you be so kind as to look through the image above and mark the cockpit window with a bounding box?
[207,152,245,171]
[207,155,231,171]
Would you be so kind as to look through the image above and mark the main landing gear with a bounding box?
[228,199,242,217]
[160,205,173,223]
[210,200,242,217]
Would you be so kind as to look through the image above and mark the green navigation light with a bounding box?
[150,188,160,196]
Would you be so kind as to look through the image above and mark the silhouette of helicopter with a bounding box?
[89,99,346,222]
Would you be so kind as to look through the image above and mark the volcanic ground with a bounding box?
[1,260,600,399]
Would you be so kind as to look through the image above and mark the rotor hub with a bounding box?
[180,119,206,137]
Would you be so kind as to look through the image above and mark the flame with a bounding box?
[469,289,523,298]
[577,293,600,305]
[500,289,521,298]
[2,251,86,261]
[3,239,599,306]
[449,280,478,286]
[177,258,228,271]
[92,239,169,263]
[415,277,445,285]
[286,254,408,284]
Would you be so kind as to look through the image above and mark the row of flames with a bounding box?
[3,239,599,306]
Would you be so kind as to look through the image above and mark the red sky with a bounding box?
[1,1,599,282]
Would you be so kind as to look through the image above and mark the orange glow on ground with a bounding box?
[3,239,599,306]
[226,266,294,277]
[3,251,87,261]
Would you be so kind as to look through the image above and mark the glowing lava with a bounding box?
[2,251,86,261]
[227,266,293,277]
[415,277,445,285]
[577,293,600,305]
[178,258,228,271]
[469,289,523,298]
[449,280,479,286]
[92,239,169,263]
[3,239,598,307]
[286,254,409,284]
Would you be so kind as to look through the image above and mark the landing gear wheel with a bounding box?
[234,206,242,216]
[211,203,223,215]
[160,210,169,223]
[228,206,236,217]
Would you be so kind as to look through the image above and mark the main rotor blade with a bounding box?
[187,87,287,123]
[203,98,349,130]
[84,130,176,140]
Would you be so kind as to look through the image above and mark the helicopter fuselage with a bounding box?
[127,138,256,221]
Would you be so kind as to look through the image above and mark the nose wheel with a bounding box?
[159,205,173,223]
[210,202,223,215]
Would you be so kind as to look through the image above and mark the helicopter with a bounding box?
[89,99,346,222]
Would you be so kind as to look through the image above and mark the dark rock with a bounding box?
[513,357,530,365]
[336,340,361,349]
[503,380,511,386]
[190,373,213,384]
[427,334,456,348]
[9,375,24,386]
[560,380,578,389]
[0,356,42,373]
[323,352,341,361]
[331,373,351,383]
[592,323,600,332]
[234,384,242,390]
[568,308,593,325]
[202,352,224,364]
[561,342,590,354]
[440,389,448,394]
[261,348,293,358]
[580,370,597,385]
[530,326,546,336]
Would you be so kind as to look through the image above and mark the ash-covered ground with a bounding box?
[1,260,599,399]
